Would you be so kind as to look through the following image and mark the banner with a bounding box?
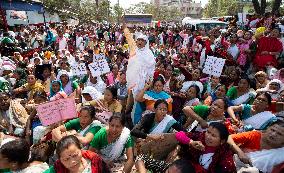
[71,63,87,76]
[88,54,110,77]
[36,97,77,126]
[202,56,225,77]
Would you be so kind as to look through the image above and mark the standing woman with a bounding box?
[89,115,134,173]
[44,135,108,173]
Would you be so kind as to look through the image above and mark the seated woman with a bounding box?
[13,74,45,101]
[182,84,201,107]
[134,77,172,124]
[56,70,80,98]
[0,92,29,136]
[226,76,256,106]
[12,68,27,98]
[204,84,228,106]
[228,92,277,131]
[254,71,269,90]
[44,135,108,173]
[25,91,49,144]
[203,76,221,99]
[175,122,236,172]
[228,120,284,173]
[132,99,186,173]
[183,99,228,130]
[256,79,283,100]
[89,115,134,173]
[48,80,67,101]
[0,139,49,173]
[52,106,103,147]
[81,86,102,104]
[90,85,122,113]
[131,99,185,139]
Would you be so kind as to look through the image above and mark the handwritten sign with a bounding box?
[71,63,87,76]
[36,98,77,126]
[202,56,225,77]
[88,54,110,77]
[95,111,112,124]
[139,133,178,160]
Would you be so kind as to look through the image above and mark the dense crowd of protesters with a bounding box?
[0,12,284,173]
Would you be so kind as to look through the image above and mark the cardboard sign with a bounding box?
[202,56,225,77]
[71,63,87,76]
[36,98,77,126]
[88,54,110,77]
[139,133,178,160]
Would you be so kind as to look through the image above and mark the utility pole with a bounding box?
[117,0,120,24]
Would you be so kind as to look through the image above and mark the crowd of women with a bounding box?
[0,14,284,173]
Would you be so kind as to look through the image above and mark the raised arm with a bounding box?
[123,26,136,58]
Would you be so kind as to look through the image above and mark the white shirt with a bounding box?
[58,36,68,50]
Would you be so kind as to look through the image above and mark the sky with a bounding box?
[109,0,209,8]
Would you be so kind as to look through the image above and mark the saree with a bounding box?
[254,36,283,69]
[150,115,177,134]
[143,90,172,111]
[243,111,276,130]
[100,127,131,161]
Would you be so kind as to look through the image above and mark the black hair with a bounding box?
[255,92,272,105]
[0,139,30,165]
[168,159,196,173]
[105,85,118,99]
[154,99,168,109]
[109,114,125,126]
[209,122,229,141]
[239,75,251,88]
[29,142,56,162]
[80,105,96,119]
[56,135,82,157]
[33,90,47,99]
[187,85,200,99]
[213,98,229,110]
[216,84,228,93]
[153,76,165,85]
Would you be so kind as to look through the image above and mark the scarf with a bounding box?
[243,111,276,130]
[53,150,105,173]
[49,80,64,99]
[108,127,131,161]
[150,115,176,134]
[57,70,73,95]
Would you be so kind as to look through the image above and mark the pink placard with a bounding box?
[36,98,77,126]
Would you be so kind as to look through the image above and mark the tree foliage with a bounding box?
[203,0,239,17]
[250,0,281,15]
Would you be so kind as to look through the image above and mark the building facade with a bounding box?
[151,0,202,18]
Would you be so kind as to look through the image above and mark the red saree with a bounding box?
[254,36,283,69]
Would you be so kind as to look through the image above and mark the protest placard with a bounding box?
[36,97,77,126]
[71,63,87,76]
[202,56,225,77]
[88,54,110,77]
[139,133,178,160]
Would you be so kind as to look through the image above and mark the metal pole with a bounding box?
[117,0,120,24]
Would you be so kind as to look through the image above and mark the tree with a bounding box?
[252,0,282,15]
[203,0,239,17]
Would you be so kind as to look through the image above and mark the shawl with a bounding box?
[49,80,64,99]
[52,150,105,173]
[9,99,29,128]
[273,68,284,84]
[124,28,156,98]
[57,70,73,95]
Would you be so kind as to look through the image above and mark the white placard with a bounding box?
[88,54,110,77]
[202,56,225,77]
[71,63,87,76]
